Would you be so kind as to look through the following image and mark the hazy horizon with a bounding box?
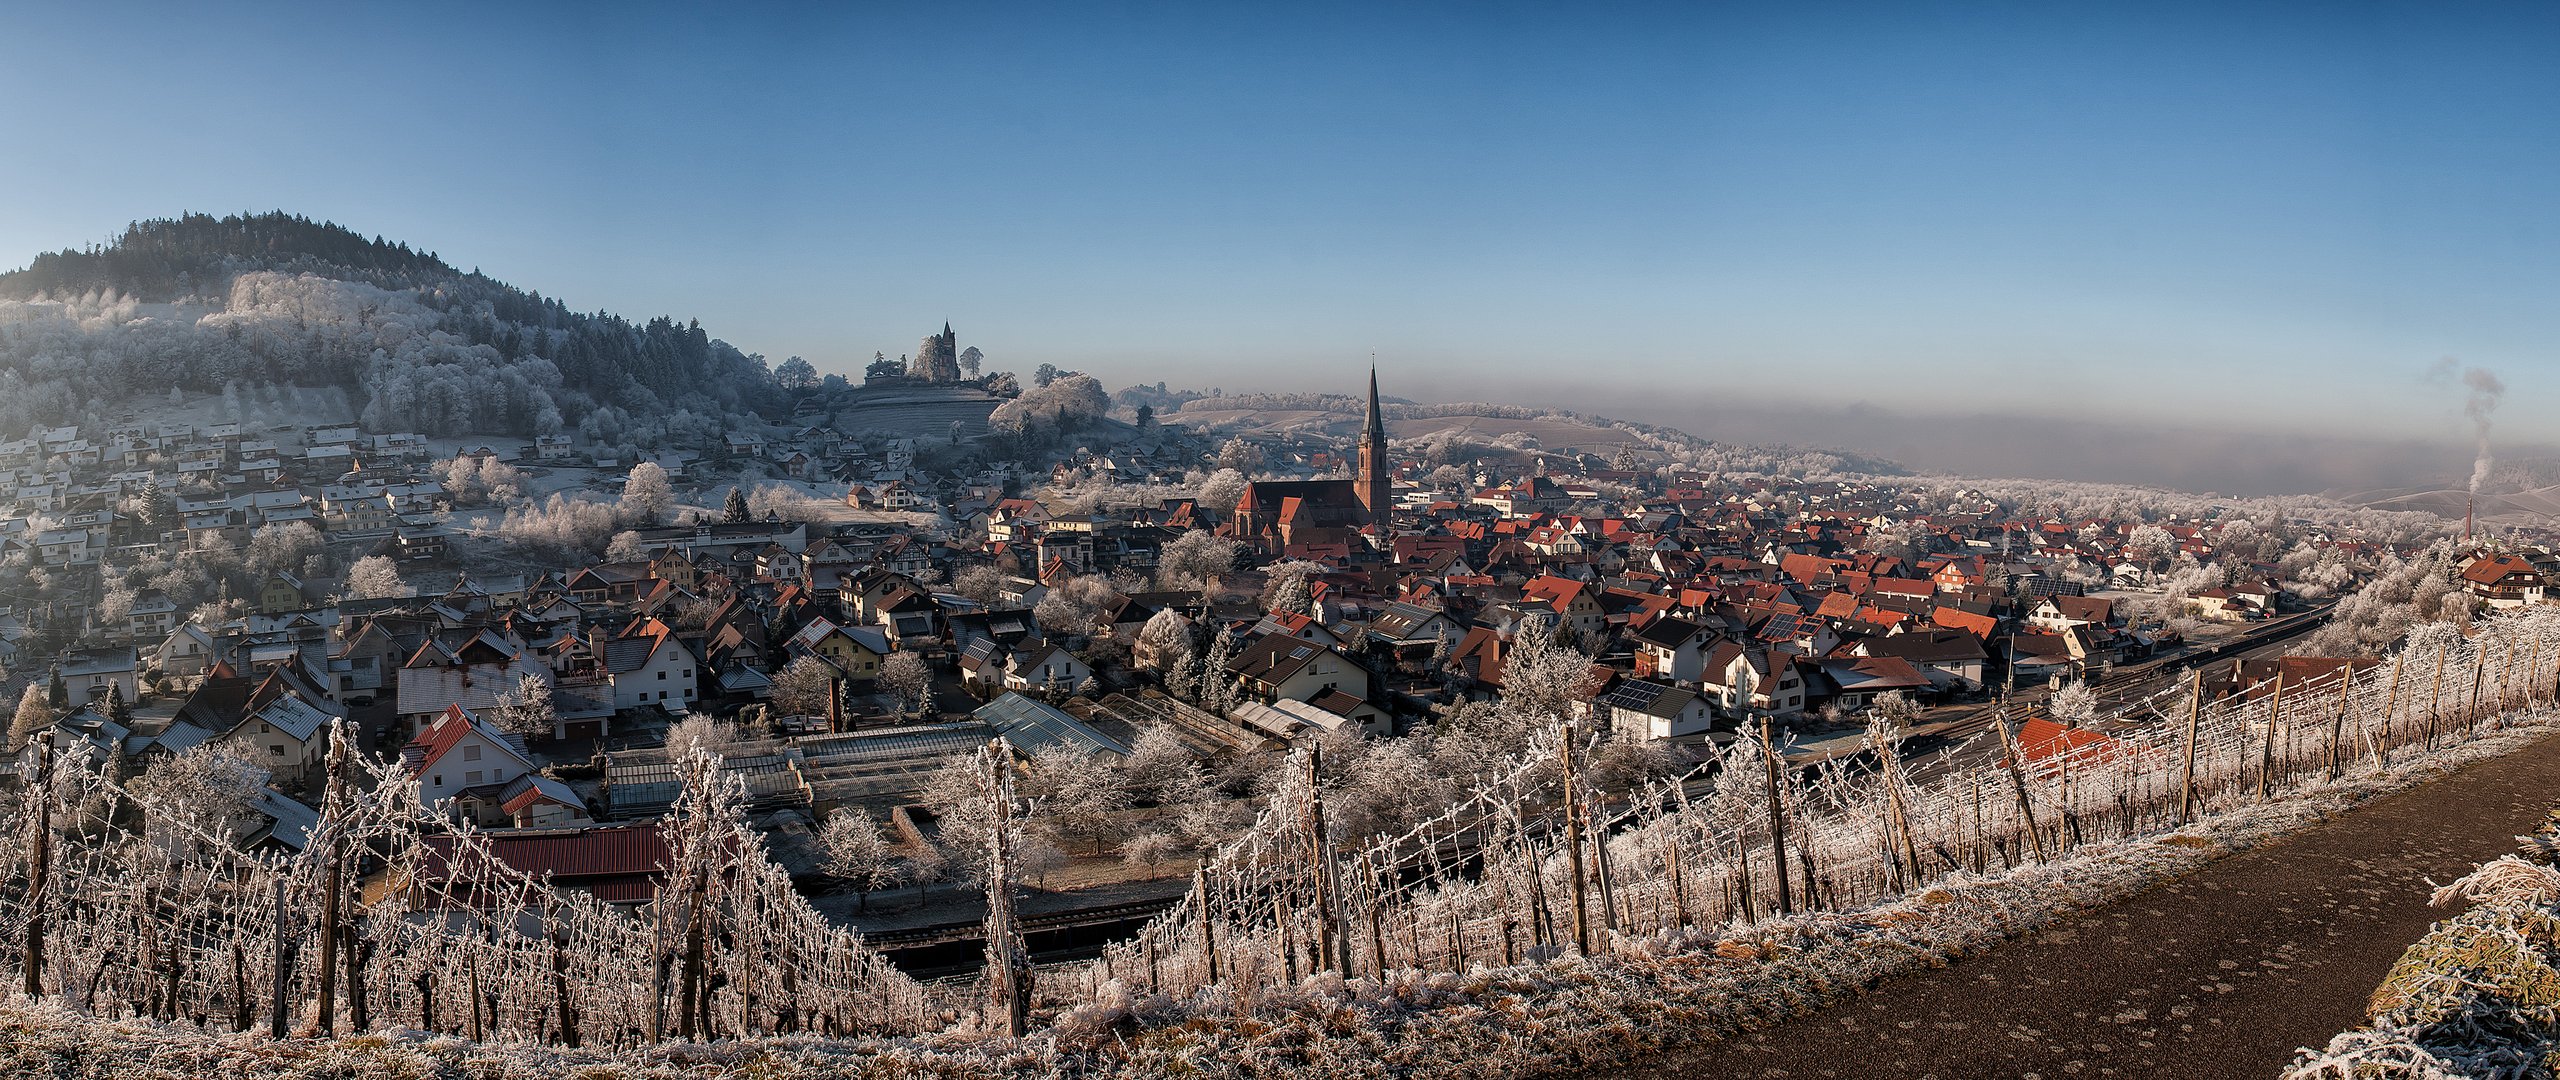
[4,2,2553,492]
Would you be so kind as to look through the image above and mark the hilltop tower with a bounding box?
[912,322,960,382]
[1355,366,1390,531]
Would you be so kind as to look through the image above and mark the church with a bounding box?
[1228,369,1393,553]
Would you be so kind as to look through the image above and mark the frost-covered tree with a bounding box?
[621,461,674,525]
[1020,743,1133,855]
[344,555,405,600]
[882,652,935,717]
[10,684,52,748]
[664,713,739,760]
[1194,468,1248,517]
[819,808,902,910]
[499,494,620,558]
[1119,723,1208,807]
[1215,438,1265,474]
[130,740,269,858]
[2124,524,2177,580]
[1260,559,1326,617]
[1156,530,1241,593]
[244,521,324,578]
[2049,682,2099,727]
[722,486,751,524]
[952,564,1009,605]
[1500,621,1595,726]
[489,672,557,740]
[1136,608,1195,673]
[770,654,838,719]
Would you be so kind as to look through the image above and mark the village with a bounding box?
[2,342,2552,969]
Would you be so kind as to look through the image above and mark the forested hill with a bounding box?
[0,212,780,438]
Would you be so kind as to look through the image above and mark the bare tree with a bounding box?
[952,565,1009,605]
[664,713,738,760]
[881,652,935,717]
[769,655,838,718]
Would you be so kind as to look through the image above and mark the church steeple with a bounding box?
[1355,365,1390,532]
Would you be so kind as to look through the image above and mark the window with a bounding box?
[463,744,481,762]
[658,670,667,680]
[270,746,284,756]
[465,770,483,784]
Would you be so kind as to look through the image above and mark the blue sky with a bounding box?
[2,1,2554,457]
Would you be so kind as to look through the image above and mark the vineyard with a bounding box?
[6,609,2560,1072]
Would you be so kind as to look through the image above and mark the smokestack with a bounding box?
[2465,492,2475,543]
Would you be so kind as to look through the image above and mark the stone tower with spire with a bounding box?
[1354,367,1391,531]
[912,322,960,382]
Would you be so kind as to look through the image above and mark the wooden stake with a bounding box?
[21,742,52,1001]
[1992,714,2047,864]
[1761,717,1795,915]
[2177,677,2201,824]
[1196,863,1220,985]
[2259,672,2284,801]
[1561,726,1591,954]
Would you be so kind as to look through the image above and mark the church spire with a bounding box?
[1356,364,1390,532]
[1363,365,1383,441]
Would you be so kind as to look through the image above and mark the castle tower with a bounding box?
[913,322,960,382]
[1355,366,1391,531]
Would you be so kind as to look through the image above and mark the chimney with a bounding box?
[2465,492,2476,543]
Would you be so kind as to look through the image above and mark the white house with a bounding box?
[402,705,539,815]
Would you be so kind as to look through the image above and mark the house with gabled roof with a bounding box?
[1699,642,1807,720]
[1632,615,1720,684]
[218,663,347,785]
[603,617,696,716]
[784,616,889,684]
[402,704,539,822]
[395,629,551,735]
[1520,574,1607,642]
[1226,633,1378,716]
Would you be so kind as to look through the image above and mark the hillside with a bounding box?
[0,212,781,438]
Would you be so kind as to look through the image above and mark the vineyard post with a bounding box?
[2177,677,2200,825]
[2326,671,2348,780]
[2425,643,2447,749]
[313,725,348,1036]
[1361,852,1387,977]
[269,875,291,1040]
[1761,716,1794,914]
[2373,655,2402,771]
[1305,745,1347,974]
[1560,725,1591,955]
[1870,719,1923,887]
[22,741,52,1000]
[2273,675,2293,803]
[1592,792,1622,936]
[2466,640,2488,730]
[1665,782,1693,925]
[1992,714,2047,864]
[980,739,1030,1038]
[550,899,578,1047]
[1196,863,1220,986]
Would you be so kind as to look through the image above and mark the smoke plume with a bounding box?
[2427,358,2505,492]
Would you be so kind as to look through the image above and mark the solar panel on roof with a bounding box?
[1287,645,1314,660]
